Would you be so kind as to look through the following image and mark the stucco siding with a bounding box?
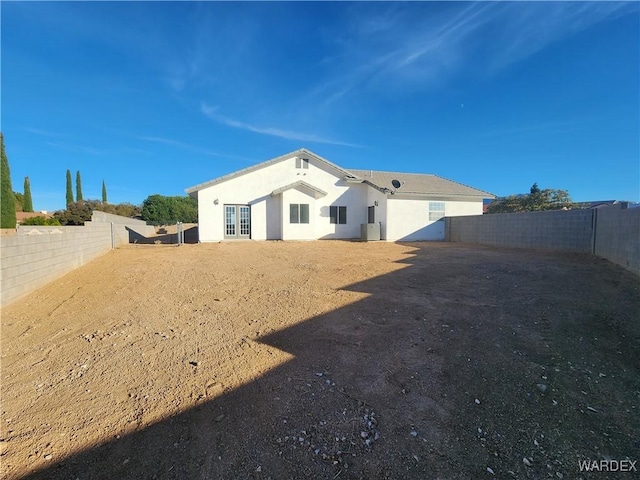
[280,189,315,240]
[196,155,368,242]
[366,187,388,240]
[316,183,368,239]
[266,194,282,240]
[191,150,490,243]
[386,199,482,241]
[445,200,483,217]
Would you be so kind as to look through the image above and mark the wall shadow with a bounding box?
[394,220,445,242]
[17,243,640,480]
[126,226,199,245]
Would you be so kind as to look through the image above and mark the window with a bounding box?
[368,206,375,223]
[295,157,309,169]
[330,206,347,224]
[429,202,445,221]
[290,203,309,224]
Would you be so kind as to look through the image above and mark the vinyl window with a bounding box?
[290,203,309,224]
[429,202,445,221]
[330,206,347,224]
[295,157,309,169]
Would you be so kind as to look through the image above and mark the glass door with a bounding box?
[224,205,250,239]
[239,206,251,237]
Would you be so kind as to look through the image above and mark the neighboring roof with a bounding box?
[185,148,356,196]
[574,200,623,209]
[271,181,327,199]
[347,169,495,198]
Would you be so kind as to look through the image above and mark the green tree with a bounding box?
[102,180,108,203]
[54,199,100,225]
[66,169,74,205]
[55,199,142,225]
[0,133,17,228]
[23,176,34,212]
[76,170,83,202]
[93,201,141,218]
[487,183,574,214]
[141,194,198,226]
[13,191,24,212]
[112,202,141,218]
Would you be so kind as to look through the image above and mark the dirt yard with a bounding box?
[1,241,638,479]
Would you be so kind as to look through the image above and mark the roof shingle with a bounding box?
[347,169,494,198]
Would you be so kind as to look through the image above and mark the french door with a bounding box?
[224,205,251,239]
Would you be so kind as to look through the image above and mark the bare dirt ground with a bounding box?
[1,241,638,479]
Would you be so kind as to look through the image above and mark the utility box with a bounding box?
[360,223,381,241]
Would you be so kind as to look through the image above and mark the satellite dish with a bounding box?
[391,179,401,189]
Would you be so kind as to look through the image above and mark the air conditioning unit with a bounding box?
[361,223,381,241]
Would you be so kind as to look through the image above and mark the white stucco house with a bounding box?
[185,148,494,242]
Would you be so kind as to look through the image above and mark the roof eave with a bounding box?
[389,192,496,200]
[185,148,353,193]
[271,180,328,199]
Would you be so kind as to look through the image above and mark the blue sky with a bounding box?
[2,1,638,212]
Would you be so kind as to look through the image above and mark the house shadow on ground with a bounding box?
[21,244,640,480]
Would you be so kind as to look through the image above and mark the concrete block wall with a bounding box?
[88,210,155,245]
[1,212,154,307]
[1,224,112,306]
[446,207,640,276]
[594,207,640,275]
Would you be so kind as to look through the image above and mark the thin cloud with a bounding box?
[138,135,249,161]
[46,141,106,156]
[482,2,636,73]
[201,103,362,148]
[309,2,636,106]
[306,3,495,107]
[26,127,62,137]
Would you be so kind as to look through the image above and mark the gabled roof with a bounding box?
[347,169,495,198]
[185,148,494,199]
[185,148,356,196]
[271,181,327,199]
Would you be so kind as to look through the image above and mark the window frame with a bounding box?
[428,202,445,221]
[290,203,310,224]
[295,157,309,169]
[330,206,347,224]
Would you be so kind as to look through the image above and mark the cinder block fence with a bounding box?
[445,206,640,276]
[0,212,155,307]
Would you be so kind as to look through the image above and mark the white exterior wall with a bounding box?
[445,200,483,217]
[317,183,368,240]
[366,187,388,240]
[196,155,369,242]
[385,198,483,241]
[281,189,316,240]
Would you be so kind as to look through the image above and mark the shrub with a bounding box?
[20,216,61,226]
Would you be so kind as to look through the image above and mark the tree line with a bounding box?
[485,183,574,214]
[2,133,197,227]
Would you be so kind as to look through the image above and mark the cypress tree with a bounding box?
[102,180,108,203]
[23,176,34,212]
[66,169,74,205]
[76,170,83,202]
[1,133,17,228]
